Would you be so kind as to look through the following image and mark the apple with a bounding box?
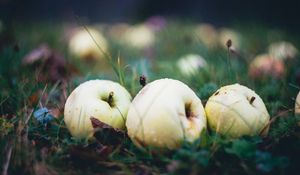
[218,28,241,51]
[122,24,155,49]
[126,78,207,149]
[64,80,132,139]
[177,54,207,77]
[249,54,285,79]
[69,27,108,60]
[295,91,300,116]
[194,23,219,49]
[205,83,270,138]
[268,41,298,61]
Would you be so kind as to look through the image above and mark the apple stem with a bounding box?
[108,92,114,106]
[185,103,192,119]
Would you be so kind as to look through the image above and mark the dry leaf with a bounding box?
[22,44,69,82]
[90,117,112,129]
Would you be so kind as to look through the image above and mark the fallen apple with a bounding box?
[249,54,285,79]
[122,24,155,49]
[295,91,300,116]
[64,80,132,139]
[205,83,270,138]
[126,78,207,149]
[177,54,207,77]
[69,27,108,60]
[194,23,219,49]
[268,41,298,61]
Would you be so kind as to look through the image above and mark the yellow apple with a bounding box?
[69,27,108,60]
[126,78,207,149]
[122,24,155,49]
[194,23,219,49]
[64,80,132,139]
[205,84,270,138]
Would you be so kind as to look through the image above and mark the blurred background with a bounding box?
[1,0,299,32]
[1,0,299,90]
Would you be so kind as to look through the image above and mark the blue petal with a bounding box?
[33,107,54,124]
[34,107,49,119]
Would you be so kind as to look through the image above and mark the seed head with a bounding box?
[226,39,232,49]
[139,75,147,87]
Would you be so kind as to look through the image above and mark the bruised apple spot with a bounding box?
[214,91,220,96]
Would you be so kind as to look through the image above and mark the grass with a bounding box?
[1,19,300,174]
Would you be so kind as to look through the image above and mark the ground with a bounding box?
[1,20,300,175]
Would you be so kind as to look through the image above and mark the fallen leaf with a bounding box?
[22,44,51,65]
[90,117,112,129]
[90,117,125,146]
[22,44,70,83]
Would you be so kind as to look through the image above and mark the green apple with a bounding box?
[69,27,108,60]
[126,78,207,149]
[64,80,132,139]
[295,91,300,116]
[177,54,207,77]
[205,84,270,138]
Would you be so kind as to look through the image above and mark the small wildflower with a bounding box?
[33,107,54,124]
